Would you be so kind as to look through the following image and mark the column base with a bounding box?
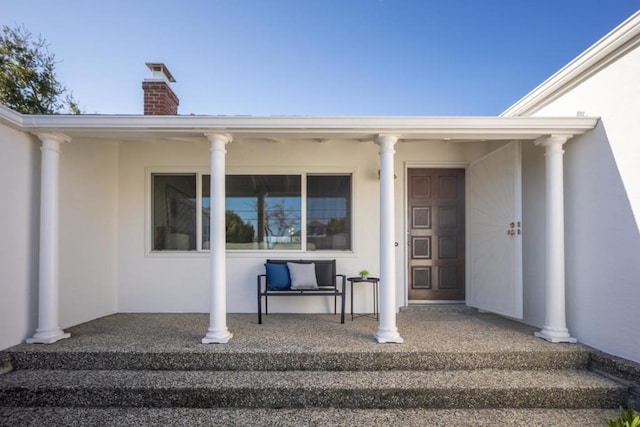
[26,329,70,344]
[374,329,404,344]
[534,327,577,344]
[202,329,233,344]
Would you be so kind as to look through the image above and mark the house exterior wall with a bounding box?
[520,142,547,328]
[58,139,119,327]
[527,46,640,362]
[116,138,489,315]
[0,124,40,351]
[534,45,640,231]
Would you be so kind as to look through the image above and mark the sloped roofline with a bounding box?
[502,10,640,117]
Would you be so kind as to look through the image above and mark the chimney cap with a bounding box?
[145,62,176,83]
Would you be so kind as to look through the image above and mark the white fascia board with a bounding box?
[0,104,25,130]
[20,115,598,140]
[502,10,640,117]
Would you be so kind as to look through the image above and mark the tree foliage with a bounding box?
[0,24,79,114]
[226,211,255,243]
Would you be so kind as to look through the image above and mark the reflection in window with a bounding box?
[152,174,197,251]
[157,173,352,252]
[307,175,351,250]
[205,175,302,250]
[202,176,210,249]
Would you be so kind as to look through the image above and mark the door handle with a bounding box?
[506,221,521,236]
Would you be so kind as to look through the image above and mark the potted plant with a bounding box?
[359,269,369,279]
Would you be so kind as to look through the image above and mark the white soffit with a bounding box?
[502,10,640,117]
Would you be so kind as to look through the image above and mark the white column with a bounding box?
[534,135,577,343]
[374,135,403,344]
[202,133,233,344]
[27,133,71,344]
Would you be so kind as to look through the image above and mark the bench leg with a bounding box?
[257,275,263,324]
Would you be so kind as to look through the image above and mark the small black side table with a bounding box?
[347,277,379,320]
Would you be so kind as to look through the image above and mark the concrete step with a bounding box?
[9,349,589,371]
[0,407,623,427]
[0,369,626,409]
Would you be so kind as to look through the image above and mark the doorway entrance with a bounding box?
[407,168,465,301]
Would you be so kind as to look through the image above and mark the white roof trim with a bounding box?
[0,113,597,141]
[0,104,25,129]
[502,10,640,117]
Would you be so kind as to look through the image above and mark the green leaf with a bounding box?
[0,24,81,114]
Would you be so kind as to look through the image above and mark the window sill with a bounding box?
[146,249,357,258]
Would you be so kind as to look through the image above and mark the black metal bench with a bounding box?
[257,259,346,324]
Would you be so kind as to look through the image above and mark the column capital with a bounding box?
[34,133,71,151]
[534,134,571,148]
[375,134,399,146]
[204,133,233,145]
[33,132,72,144]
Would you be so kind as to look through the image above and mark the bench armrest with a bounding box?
[257,274,266,293]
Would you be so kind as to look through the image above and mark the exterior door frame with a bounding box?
[403,161,469,306]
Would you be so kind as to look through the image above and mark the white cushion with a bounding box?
[287,262,318,290]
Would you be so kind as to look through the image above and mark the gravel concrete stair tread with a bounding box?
[0,368,624,390]
[0,407,623,427]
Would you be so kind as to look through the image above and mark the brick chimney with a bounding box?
[142,63,179,115]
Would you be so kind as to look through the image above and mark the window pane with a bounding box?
[152,174,197,251]
[202,176,210,249]
[307,175,351,250]
[226,175,301,250]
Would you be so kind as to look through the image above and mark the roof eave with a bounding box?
[0,104,25,130]
[14,114,598,141]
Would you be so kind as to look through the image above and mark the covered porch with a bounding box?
[7,111,599,347]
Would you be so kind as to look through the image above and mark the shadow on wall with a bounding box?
[521,141,546,328]
[564,121,640,362]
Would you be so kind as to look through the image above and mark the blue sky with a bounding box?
[3,1,639,116]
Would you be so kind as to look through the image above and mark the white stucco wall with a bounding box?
[520,142,546,328]
[564,124,640,362]
[535,46,640,230]
[0,124,39,351]
[528,46,640,362]
[58,139,119,327]
[117,138,489,316]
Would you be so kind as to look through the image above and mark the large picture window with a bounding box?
[153,172,351,252]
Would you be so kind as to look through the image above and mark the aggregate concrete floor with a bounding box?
[6,306,589,357]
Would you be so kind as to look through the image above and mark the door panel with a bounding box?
[408,168,465,301]
[468,142,523,318]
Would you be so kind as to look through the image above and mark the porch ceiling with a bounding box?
[1,108,598,142]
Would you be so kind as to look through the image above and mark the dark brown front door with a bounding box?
[407,168,465,301]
